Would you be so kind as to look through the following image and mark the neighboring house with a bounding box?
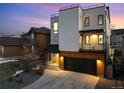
[21,27,50,52]
[122,36,124,56]
[0,27,50,58]
[0,37,31,57]
[46,4,110,77]
[111,29,124,50]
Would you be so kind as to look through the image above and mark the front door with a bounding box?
[48,53,59,67]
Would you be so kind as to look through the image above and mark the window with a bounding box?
[84,17,90,26]
[1,46,4,54]
[85,35,90,44]
[53,22,58,34]
[31,33,34,39]
[80,35,83,44]
[98,35,103,44]
[98,15,104,25]
[113,42,118,46]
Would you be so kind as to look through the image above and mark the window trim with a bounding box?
[53,22,59,34]
[85,35,90,44]
[98,34,104,44]
[98,15,104,25]
[84,17,90,27]
[80,35,83,48]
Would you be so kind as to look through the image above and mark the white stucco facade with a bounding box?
[51,4,110,52]
[82,6,106,30]
[59,7,82,51]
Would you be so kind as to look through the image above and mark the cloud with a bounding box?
[11,15,50,28]
[111,15,124,29]
[33,3,71,12]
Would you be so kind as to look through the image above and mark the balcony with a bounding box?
[79,33,105,53]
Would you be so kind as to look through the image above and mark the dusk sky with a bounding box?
[0,3,124,35]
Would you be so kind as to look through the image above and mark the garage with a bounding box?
[4,46,23,57]
[64,57,97,76]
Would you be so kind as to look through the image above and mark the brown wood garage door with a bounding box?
[4,46,22,57]
[64,57,97,76]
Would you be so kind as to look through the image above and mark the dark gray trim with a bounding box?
[98,34,104,44]
[85,35,90,44]
[98,15,104,25]
[45,44,59,53]
[84,17,90,27]
[79,29,104,34]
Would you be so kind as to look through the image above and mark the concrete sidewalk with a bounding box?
[95,78,124,89]
[24,69,99,89]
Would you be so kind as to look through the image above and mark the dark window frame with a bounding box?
[84,17,90,26]
[85,35,90,44]
[98,15,104,25]
[53,22,59,33]
[80,35,83,49]
[98,34,104,44]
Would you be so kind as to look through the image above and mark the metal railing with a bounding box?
[51,13,59,18]
[82,3,105,10]
[51,3,106,18]
[59,4,81,11]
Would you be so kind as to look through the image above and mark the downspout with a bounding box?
[104,7,110,78]
[104,8,107,78]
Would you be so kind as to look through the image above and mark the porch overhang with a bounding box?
[45,45,59,53]
[79,29,104,34]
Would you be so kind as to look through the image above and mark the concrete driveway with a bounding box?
[24,69,99,89]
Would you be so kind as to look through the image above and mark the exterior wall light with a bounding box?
[97,59,101,65]
[60,56,64,60]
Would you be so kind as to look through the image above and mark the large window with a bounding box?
[84,17,90,26]
[85,35,90,44]
[98,34,103,44]
[98,15,104,25]
[53,22,58,34]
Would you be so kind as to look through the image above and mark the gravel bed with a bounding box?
[0,70,41,89]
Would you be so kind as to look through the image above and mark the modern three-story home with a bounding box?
[46,4,111,77]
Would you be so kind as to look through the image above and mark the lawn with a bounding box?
[0,62,18,80]
[0,59,43,89]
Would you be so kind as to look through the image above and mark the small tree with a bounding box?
[18,44,38,72]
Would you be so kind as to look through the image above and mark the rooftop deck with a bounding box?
[51,13,59,18]
[51,3,106,18]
